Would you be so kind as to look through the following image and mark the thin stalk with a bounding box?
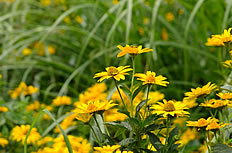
[130,57,136,117]
[206,131,212,153]
[93,114,104,139]
[163,116,170,153]
[89,123,101,145]
[100,113,111,137]
[113,78,126,108]
[143,85,151,118]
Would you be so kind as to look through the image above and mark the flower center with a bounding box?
[87,104,97,111]
[164,102,175,112]
[197,119,208,127]
[107,67,119,76]
[146,74,156,83]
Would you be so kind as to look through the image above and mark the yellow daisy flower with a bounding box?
[104,109,128,122]
[217,92,232,100]
[222,60,232,68]
[200,99,231,109]
[94,145,121,153]
[117,45,153,57]
[22,48,32,56]
[205,36,225,46]
[93,66,132,82]
[176,128,198,147]
[11,125,41,144]
[0,106,8,112]
[206,122,230,131]
[220,28,232,43]
[52,96,72,106]
[74,100,117,114]
[75,113,93,123]
[0,138,8,147]
[187,117,222,130]
[115,150,134,153]
[165,12,174,22]
[184,82,217,100]
[134,71,169,86]
[151,99,189,117]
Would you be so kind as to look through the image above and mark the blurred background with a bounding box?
[0,0,231,101]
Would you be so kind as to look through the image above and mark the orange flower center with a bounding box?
[107,67,119,76]
[164,102,175,112]
[87,104,97,111]
[146,74,156,83]
[197,119,208,127]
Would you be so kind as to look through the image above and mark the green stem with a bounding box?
[163,116,170,153]
[93,114,104,140]
[205,131,212,153]
[143,85,151,118]
[100,113,111,137]
[113,78,126,109]
[89,123,101,145]
[130,57,136,117]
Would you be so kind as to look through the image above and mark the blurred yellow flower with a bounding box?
[146,91,165,105]
[75,113,93,123]
[52,96,72,106]
[223,60,232,68]
[94,66,132,82]
[26,101,41,112]
[11,125,41,144]
[206,28,232,46]
[205,36,225,46]
[0,138,8,147]
[161,28,169,41]
[74,100,117,114]
[117,45,153,57]
[0,106,8,112]
[230,50,232,56]
[0,74,2,79]
[176,128,198,147]
[186,118,208,128]
[200,99,232,109]
[54,113,77,133]
[94,145,121,153]
[48,46,56,54]
[165,12,174,22]
[151,99,189,117]
[206,122,230,130]
[40,0,51,6]
[178,9,184,15]
[112,0,119,5]
[184,82,217,100]
[182,97,198,108]
[22,48,32,56]
[143,17,150,25]
[37,136,53,146]
[217,92,232,100]
[104,109,127,122]
[64,16,71,24]
[134,71,169,86]
[75,16,83,24]
[116,150,133,153]
[138,27,144,36]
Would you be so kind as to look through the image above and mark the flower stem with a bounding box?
[130,57,136,117]
[205,131,212,153]
[113,78,126,109]
[143,85,151,118]
[163,116,170,153]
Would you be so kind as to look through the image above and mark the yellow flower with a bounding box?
[151,99,189,117]
[134,71,169,86]
[223,60,232,68]
[165,12,174,22]
[230,50,232,56]
[74,100,117,114]
[184,82,217,100]
[37,136,53,146]
[186,118,208,128]
[205,36,224,46]
[173,117,187,127]
[117,45,153,57]
[0,106,8,112]
[112,0,119,5]
[64,16,71,24]
[217,92,232,100]
[94,145,121,153]
[147,144,157,151]
[52,96,72,106]
[176,128,198,147]
[145,91,165,105]
[75,16,83,24]
[187,117,221,130]
[48,46,56,54]
[200,99,231,109]
[178,9,184,15]
[115,150,133,153]
[206,122,230,130]
[220,28,232,43]
[0,74,2,79]
[22,48,32,56]
[54,113,77,133]
[143,17,150,25]
[40,0,51,6]
[182,97,198,108]
[11,125,41,144]
[138,27,144,36]
[75,113,93,123]
[94,66,133,82]
[0,138,8,147]
[161,28,169,41]
[26,101,41,112]
[104,109,127,122]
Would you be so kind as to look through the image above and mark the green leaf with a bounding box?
[147,132,162,152]
[143,114,159,126]
[168,127,179,145]
[105,121,132,131]
[145,124,163,133]
[120,84,132,98]
[213,143,232,153]
[132,85,145,101]
[118,109,130,118]
[119,138,136,146]
[0,114,6,126]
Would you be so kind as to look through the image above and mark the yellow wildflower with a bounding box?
[200,99,232,109]
[37,136,53,146]
[94,66,132,82]
[94,145,121,153]
[112,0,119,5]
[165,12,174,22]
[64,16,71,24]
[75,113,93,123]
[220,28,232,43]
[161,28,169,41]
[178,9,184,15]
[223,60,232,68]
[11,125,40,144]
[151,99,189,117]
[48,46,56,54]
[74,100,117,114]
[52,96,72,106]
[205,36,224,46]
[206,122,230,130]
[184,82,217,100]
[186,118,208,128]
[22,48,32,56]
[26,101,41,112]
[0,138,8,147]
[0,106,8,112]
[104,109,127,122]
[117,45,153,57]
[0,74,2,79]
[176,128,198,147]
[134,71,169,86]
[143,17,150,25]
[75,16,83,24]
[40,0,51,6]
[54,113,77,133]
[182,97,198,108]
[146,91,165,105]
[217,92,232,100]
[187,117,222,130]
